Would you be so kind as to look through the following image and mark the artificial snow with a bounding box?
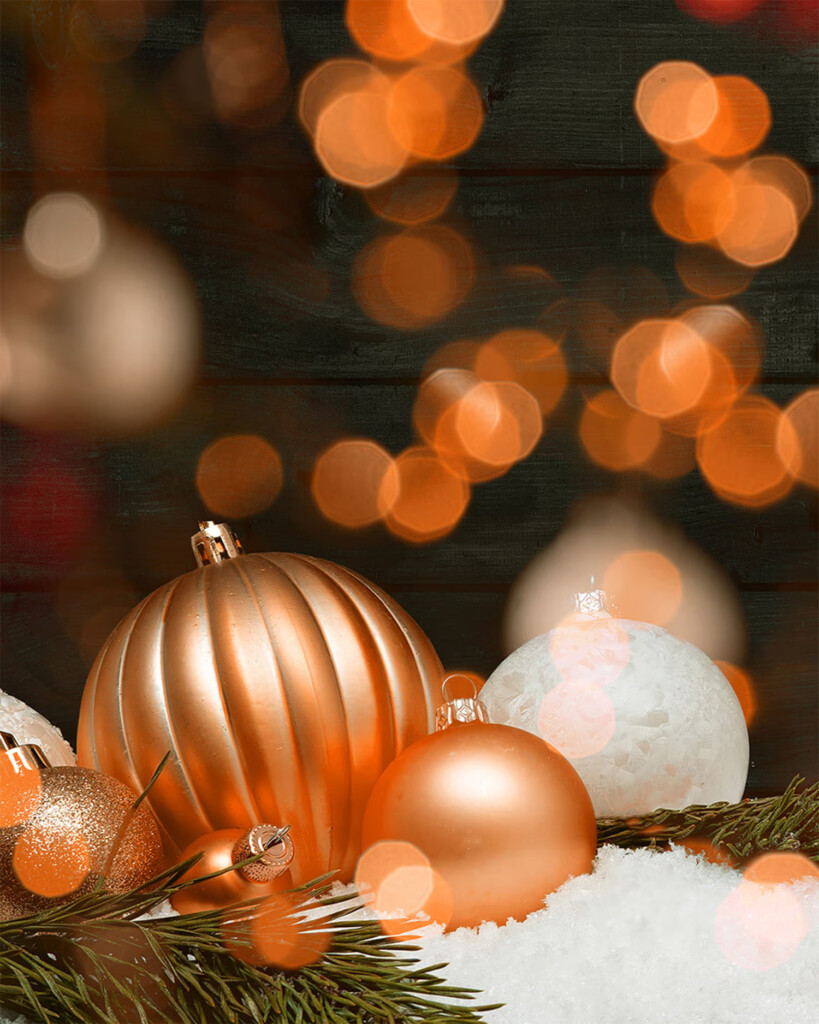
[411,845,819,1024]
[2,845,816,1024]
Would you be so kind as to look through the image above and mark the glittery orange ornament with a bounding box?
[77,522,443,885]
[360,677,597,931]
[171,824,294,915]
[0,732,164,921]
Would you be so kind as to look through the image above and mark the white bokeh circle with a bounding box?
[482,618,749,816]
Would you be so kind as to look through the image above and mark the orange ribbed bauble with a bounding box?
[360,680,597,931]
[77,522,443,885]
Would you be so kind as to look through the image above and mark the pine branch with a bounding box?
[0,866,502,1024]
[596,776,819,864]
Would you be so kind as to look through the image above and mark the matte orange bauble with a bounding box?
[77,522,443,884]
[360,682,597,931]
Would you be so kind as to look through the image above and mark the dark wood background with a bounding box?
[1,0,816,796]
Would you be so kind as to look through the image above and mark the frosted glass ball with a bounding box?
[0,689,76,767]
[482,619,749,817]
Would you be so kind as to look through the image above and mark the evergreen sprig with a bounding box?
[0,858,501,1024]
[596,775,819,863]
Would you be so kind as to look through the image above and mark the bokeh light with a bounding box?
[352,225,474,329]
[70,0,146,64]
[714,661,757,726]
[579,389,662,471]
[379,446,470,543]
[364,166,458,225]
[696,75,770,158]
[407,0,504,44]
[311,439,396,528]
[23,193,105,279]
[13,825,91,898]
[716,182,798,266]
[346,0,436,62]
[612,318,712,420]
[235,892,331,970]
[475,329,567,416]
[675,245,756,300]
[716,873,810,971]
[733,156,813,225]
[298,58,378,137]
[744,852,819,887]
[0,761,43,828]
[388,65,484,161]
[678,304,761,394]
[652,162,735,243]
[777,389,818,489]
[639,429,697,480]
[634,62,718,146]
[537,680,617,758]
[697,395,794,507]
[196,435,283,519]
[602,550,683,626]
[549,618,631,688]
[675,0,765,24]
[356,839,453,935]
[315,72,408,189]
[203,1,290,128]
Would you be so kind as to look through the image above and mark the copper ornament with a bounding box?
[360,681,597,931]
[171,824,294,915]
[0,733,164,921]
[77,522,443,884]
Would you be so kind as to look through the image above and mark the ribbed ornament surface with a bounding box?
[77,553,442,883]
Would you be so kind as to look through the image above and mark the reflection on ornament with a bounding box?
[171,824,294,915]
[482,620,749,817]
[0,690,76,767]
[360,676,596,931]
[0,733,164,921]
[77,522,443,885]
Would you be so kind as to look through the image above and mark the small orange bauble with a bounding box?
[171,824,294,915]
[360,681,597,931]
[77,522,443,885]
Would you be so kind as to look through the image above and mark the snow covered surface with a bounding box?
[2,846,816,1024]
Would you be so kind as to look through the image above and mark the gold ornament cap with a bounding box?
[0,731,51,771]
[435,674,490,731]
[191,521,244,566]
[233,824,294,884]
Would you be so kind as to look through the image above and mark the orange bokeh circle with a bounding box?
[634,62,718,146]
[311,439,397,528]
[697,395,795,507]
[579,389,662,471]
[777,389,818,490]
[378,446,470,543]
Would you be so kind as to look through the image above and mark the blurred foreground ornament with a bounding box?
[360,675,596,931]
[504,496,746,663]
[482,616,749,818]
[0,690,76,767]
[0,732,163,921]
[171,824,294,915]
[1,194,199,435]
[77,522,443,885]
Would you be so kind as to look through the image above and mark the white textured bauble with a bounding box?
[482,619,749,817]
[0,690,76,766]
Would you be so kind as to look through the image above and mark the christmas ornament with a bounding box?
[77,521,443,885]
[481,616,749,817]
[0,689,76,767]
[360,676,597,931]
[171,824,294,914]
[0,732,164,921]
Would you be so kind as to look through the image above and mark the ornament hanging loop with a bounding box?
[191,522,244,566]
[435,673,490,731]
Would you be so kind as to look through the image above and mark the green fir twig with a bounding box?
[596,775,819,864]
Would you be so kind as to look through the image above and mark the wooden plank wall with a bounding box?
[1,0,816,796]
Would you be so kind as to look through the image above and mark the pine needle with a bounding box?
[596,775,819,863]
